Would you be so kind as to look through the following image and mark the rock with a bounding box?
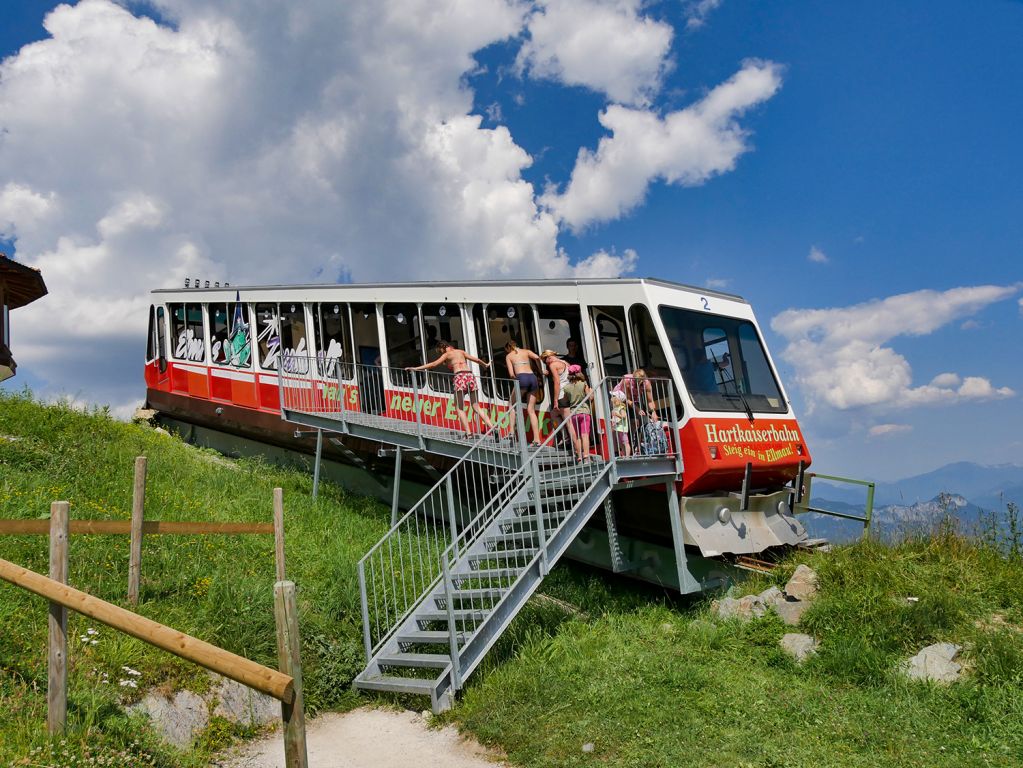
[902,642,963,683]
[758,586,786,608]
[211,675,278,727]
[785,565,819,601]
[153,427,171,437]
[133,407,157,423]
[582,743,595,753]
[712,595,767,621]
[774,598,811,627]
[780,633,818,663]
[134,690,209,748]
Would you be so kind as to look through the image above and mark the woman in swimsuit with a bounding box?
[504,341,543,444]
[407,340,494,436]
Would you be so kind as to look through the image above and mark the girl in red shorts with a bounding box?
[563,365,593,462]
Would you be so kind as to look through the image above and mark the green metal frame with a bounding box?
[793,471,875,538]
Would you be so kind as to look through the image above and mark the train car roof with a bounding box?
[152,277,748,304]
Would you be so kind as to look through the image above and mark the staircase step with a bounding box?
[468,548,537,566]
[376,652,451,669]
[356,674,439,696]
[397,629,466,645]
[416,608,490,624]
[500,511,567,533]
[483,529,541,549]
[435,587,506,607]
[454,567,519,581]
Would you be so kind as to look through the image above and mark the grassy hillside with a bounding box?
[2,391,1022,767]
[0,391,389,766]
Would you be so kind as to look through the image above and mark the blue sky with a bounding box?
[1,0,1020,481]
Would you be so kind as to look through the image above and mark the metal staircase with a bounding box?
[278,363,686,712]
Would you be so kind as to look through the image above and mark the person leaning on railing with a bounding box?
[612,368,659,422]
[406,340,495,436]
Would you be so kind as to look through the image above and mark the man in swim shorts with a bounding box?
[407,340,494,436]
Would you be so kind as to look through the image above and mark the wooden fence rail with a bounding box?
[0,556,296,702]
[0,520,275,536]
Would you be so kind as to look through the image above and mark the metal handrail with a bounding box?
[356,384,523,659]
[436,375,680,680]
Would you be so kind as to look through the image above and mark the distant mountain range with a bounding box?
[801,461,1022,545]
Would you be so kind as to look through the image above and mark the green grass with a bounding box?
[0,390,389,766]
[453,534,1023,767]
[3,390,1022,767]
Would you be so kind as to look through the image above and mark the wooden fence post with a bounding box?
[128,456,147,606]
[274,580,307,768]
[48,501,69,736]
[273,488,286,583]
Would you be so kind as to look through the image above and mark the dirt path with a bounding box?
[217,707,509,768]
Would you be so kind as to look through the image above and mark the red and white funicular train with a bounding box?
[144,278,813,578]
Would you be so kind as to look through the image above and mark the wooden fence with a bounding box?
[0,456,287,604]
[0,457,307,767]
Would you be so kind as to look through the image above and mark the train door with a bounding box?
[589,306,633,380]
[471,303,539,404]
[168,302,209,398]
[144,304,169,389]
[629,303,682,417]
[253,302,281,410]
[351,302,384,414]
[208,301,257,407]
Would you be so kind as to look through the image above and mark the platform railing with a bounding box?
[278,358,519,440]
[437,374,680,685]
[356,384,525,659]
[596,375,679,466]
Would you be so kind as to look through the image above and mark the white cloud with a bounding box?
[516,0,674,106]
[1019,297,1023,315]
[684,0,723,30]
[868,423,912,438]
[0,183,58,239]
[929,372,961,389]
[544,59,783,230]
[0,0,775,411]
[960,319,980,330]
[705,277,730,289]
[808,245,828,263]
[771,284,1020,411]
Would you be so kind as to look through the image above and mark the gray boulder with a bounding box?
[134,690,209,748]
[902,642,963,683]
[774,598,811,626]
[211,674,279,727]
[780,633,818,663]
[712,594,767,621]
[785,565,819,601]
[758,586,786,608]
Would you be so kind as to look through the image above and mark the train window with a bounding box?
[255,303,280,370]
[421,304,463,393]
[146,305,157,362]
[537,305,584,366]
[351,303,381,367]
[169,302,205,362]
[210,303,252,368]
[590,306,630,377]
[279,303,309,374]
[383,303,423,372]
[156,306,167,373]
[471,304,538,399]
[659,305,787,414]
[314,302,352,379]
[629,305,669,376]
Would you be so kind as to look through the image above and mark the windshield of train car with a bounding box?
[658,306,787,414]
